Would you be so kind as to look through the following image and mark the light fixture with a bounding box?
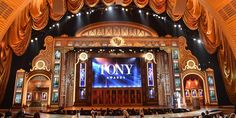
[174,24,177,28]
[125,8,128,12]
[139,10,142,13]
[67,16,71,19]
[122,8,125,11]
[197,40,202,44]
[108,6,112,11]
[71,14,74,17]
[56,23,59,26]
[178,24,181,28]
[31,40,34,43]
[193,38,196,41]
[146,12,149,15]
[35,38,38,41]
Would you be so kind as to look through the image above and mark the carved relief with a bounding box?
[75,21,158,37]
[178,37,200,71]
[31,36,54,71]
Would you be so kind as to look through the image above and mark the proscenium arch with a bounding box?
[22,71,52,106]
[181,71,208,105]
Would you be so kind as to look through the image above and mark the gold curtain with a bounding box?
[199,8,220,54]
[183,0,201,30]
[166,0,182,21]
[30,0,49,30]
[218,37,236,105]
[48,0,67,21]
[134,0,149,8]
[149,0,166,14]
[67,0,84,14]
[0,32,13,104]
[85,0,100,7]
[102,0,115,6]
[9,5,32,56]
[120,0,132,7]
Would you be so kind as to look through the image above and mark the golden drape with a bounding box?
[8,6,32,56]
[134,0,149,8]
[0,33,13,104]
[30,0,49,30]
[48,0,67,21]
[120,0,132,7]
[218,38,236,105]
[183,0,201,30]
[102,0,115,6]
[149,0,166,14]
[199,8,220,54]
[85,0,100,7]
[67,0,84,14]
[166,0,182,21]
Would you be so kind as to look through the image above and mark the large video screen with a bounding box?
[92,58,141,88]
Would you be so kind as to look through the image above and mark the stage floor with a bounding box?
[0,106,234,118]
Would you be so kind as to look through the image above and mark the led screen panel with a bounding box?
[92,58,141,88]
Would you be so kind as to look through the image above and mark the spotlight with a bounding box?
[52,24,55,27]
[31,40,34,43]
[146,12,149,15]
[35,38,38,41]
[125,8,128,12]
[49,27,52,29]
[193,38,196,41]
[67,16,71,19]
[105,8,108,11]
[56,23,59,26]
[178,24,181,28]
[174,24,177,28]
[108,6,112,11]
[197,40,202,44]
[71,14,74,17]
[138,10,142,13]
[152,14,155,17]
[122,8,125,11]
[86,12,89,15]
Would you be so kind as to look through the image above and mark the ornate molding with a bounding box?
[183,60,201,71]
[75,21,158,37]
[55,37,179,48]
[178,37,200,71]
[31,36,54,71]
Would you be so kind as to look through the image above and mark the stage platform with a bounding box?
[0,106,235,118]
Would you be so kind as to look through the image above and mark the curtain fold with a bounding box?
[48,0,67,21]
[149,0,166,14]
[67,0,84,14]
[9,5,32,56]
[134,0,149,8]
[183,0,201,30]
[166,0,183,21]
[218,37,236,105]
[199,8,220,54]
[0,32,13,104]
[120,0,132,7]
[85,0,99,7]
[102,0,115,6]
[30,0,49,30]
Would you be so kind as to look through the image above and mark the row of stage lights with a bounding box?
[193,38,202,44]
[30,6,185,43]
[74,48,159,54]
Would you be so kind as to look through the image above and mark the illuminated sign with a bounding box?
[92,58,141,88]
